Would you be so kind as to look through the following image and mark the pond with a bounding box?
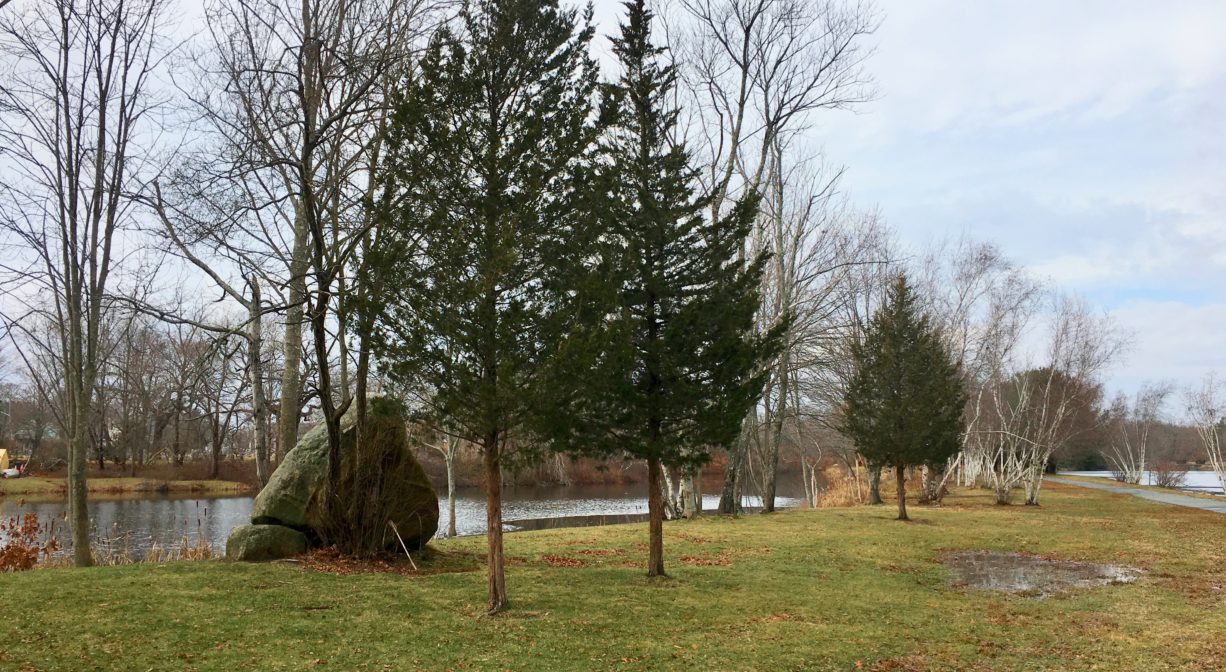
[0,482,800,560]
[1061,470,1225,495]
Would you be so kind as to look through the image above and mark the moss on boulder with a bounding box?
[237,397,438,556]
[225,524,307,562]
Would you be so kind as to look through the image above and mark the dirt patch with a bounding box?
[574,548,625,556]
[673,532,717,544]
[747,612,806,624]
[943,550,1141,597]
[864,654,930,672]
[540,554,585,568]
[679,553,731,567]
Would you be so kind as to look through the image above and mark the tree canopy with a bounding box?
[540,0,779,576]
[843,276,965,520]
[369,0,601,612]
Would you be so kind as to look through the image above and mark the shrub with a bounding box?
[1151,462,1187,489]
[0,512,59,571]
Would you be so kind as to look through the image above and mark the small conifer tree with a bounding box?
[843,276,965,520]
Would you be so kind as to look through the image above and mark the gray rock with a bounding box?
[251,413,334,530]
[250,397,439,551]
[226,524,307,562]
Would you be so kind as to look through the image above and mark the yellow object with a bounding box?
[0,449,8,471]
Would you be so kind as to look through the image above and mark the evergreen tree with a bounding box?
[370,0,600,613]
[842,276,966,520]
[550,0,777,577]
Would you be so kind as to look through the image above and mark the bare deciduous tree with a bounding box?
[185,0,440,486]
[915,237,1045,501]
[137,189,279,485]
[742,149,890,511]
[0,0,171,566]
[424,428,461,538]
[1185,373,1225,494]
[972,295,1125,505]
[675,0,878,513]
[677,0,878,219]
[795,212,896,504]
[1104,382,1172,484]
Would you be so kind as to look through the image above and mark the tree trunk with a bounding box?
[1024,469,1043,506]
[248,279,271,487]
[718,437,745,514]
[310,271,343,503]
[484,438,507,613]
[210,426,222,480]
[920,464,945,505]
[680,466,699,518]
[95,414,106,471]
[763,443,780,513]
[868,463,882,505]
[646,456,666,577]
[446,444,458,538]
[763,356,789,513]
[173,408,182,466]
[337,271,350,405]
[995,483,1012,505]
[277,214,309,464]
[895,464,908,521]
[68,423,92,567]
[659,465,680,520]
[993,462,1013,504]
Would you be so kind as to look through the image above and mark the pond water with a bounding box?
[1061,470,1225,495]
[0,482,799,559]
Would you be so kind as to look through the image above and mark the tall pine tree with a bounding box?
[552,0,777,577]
[842,276,966,521]
[370,0,600,613]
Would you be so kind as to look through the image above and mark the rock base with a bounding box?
[226,524,308,562]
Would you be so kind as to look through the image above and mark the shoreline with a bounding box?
[1055,471,1225,501]
[0,476,253,501]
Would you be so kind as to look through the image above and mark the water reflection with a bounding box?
[943,550,1141,597]
[0,483,798,559]
[0,495,254,560]
[1062,470,1224,495]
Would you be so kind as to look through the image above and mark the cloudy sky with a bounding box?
[821,1,1226,397]
[595,0,1226,399]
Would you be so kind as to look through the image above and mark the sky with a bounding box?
[592,0,1226,400]
[821,0,1226,398]
[4,0,1221,405]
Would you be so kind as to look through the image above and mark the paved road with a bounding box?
[1048,476,1226,516]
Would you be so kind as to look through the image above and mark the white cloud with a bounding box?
[807,0,1226,398]
[1109,300,1226,393]
[848,0,1226,137]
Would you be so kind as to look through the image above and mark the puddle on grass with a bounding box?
[943,550,1142,597]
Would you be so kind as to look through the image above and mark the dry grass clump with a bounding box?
[815,464,866,508]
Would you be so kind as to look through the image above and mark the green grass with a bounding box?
[1,484,1223,671]
[0,476,251,500]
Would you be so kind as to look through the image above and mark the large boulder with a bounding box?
[226,524,307,562]
[250,397,439,551]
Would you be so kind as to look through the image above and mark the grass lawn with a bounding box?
[0,476,251,500]
[1,483,1223,671]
